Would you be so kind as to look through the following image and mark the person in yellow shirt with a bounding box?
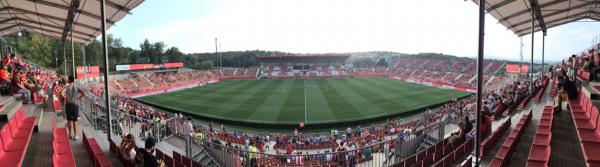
[248,142,258,167]
[194,132,204,144]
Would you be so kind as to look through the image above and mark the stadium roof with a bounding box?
[0,0,144,44]
[473,0,600,36]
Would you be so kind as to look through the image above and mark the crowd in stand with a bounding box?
[0,54,58,104]
[548,47,600,110]
[110,71,215,94]
[91,62,548,166]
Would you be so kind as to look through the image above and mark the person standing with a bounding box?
[248,141,258,167]
[61,75,85,140]
[183,117,194,157]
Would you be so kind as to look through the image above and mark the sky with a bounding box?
[108,0,600,62]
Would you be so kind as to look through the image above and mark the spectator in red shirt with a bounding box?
[0,65,9,83]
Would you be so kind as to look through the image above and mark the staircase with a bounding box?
[455,74,463,81]
[486,76,496,85]
[129,79,139,87]
[193,146,220,167]
[467,75,477,84]
[416,134,438,152]
[111,80,122,89]
[145,77,155,87]
[0,96,22,122]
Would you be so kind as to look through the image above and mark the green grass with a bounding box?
[138,78,470,125]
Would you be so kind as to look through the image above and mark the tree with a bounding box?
[165,47,183,62]
[139,39,153,63]
[195,60,213,70]
[152,42,165,64]
[376,58,388,66]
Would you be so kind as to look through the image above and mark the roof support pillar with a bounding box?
[55,50,58,72]
[475,0,486,166]
[530,0,535,95]
[100,0,112,143]
[63,42,67,76]
[71,32,76,78]
[82,44,86,78]
[542,35,545,76]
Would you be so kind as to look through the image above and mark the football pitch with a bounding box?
[137,78,470,125]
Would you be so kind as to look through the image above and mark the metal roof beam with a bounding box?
[499,0,567,23]
[6,6,100,32]
[0,17,17,25]
[19,23,89,41]
[101,0,132,14]
[487,0,516,12]
[517,16,588,36]
[515,12,598,35]
[61,0,81,42]
[14,17,95,38]
[507,1,597,30]
[28,0,115,24]
[0,24,19,32]
[530,0,546,35]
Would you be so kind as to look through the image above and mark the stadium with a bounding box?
[0,0,598,167]
[135,54,471,128]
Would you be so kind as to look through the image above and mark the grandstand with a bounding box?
[0,0,598,167]
[257,54,351,78]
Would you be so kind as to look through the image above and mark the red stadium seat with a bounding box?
[53,141,73,155]
[53,97,62,112]
[53,153,76,167]
[528,145,550,164]
[0,135,25,167]
[52,117,75,167]
[0,126,29,152]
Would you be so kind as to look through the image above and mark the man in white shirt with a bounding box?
[183,117,194,157]
[61,75,86,140]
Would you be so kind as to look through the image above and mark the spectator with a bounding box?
[135,138,164,167]
[464,116,473,134]
[363,146,373,158]
[61,75,86,140]
[248,141,258,167]
[120,134,137,161]
[451,122,465,143]
[12,70,31,104]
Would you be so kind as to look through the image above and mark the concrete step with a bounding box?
[0,96,22,122]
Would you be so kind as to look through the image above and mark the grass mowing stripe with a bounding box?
[186,80,259,114]
[350,78,412,110]
[304,79,336,123]
[276,80,305,123]
[326,78,383,118]
[336,78,393,115]
[354,78,434,107]
[227,80,287,121]
[161,80,242,97]
[139,78,471,125]
[317,79,365,121]
[248,79,295,122]
[358,78,433,96]
[218,80,279,120]
[143,80,258,116]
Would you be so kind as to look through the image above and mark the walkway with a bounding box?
[22,88,122,167]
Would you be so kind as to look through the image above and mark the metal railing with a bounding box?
[170,117,448,167]
[80,97,175,142]
[78,91,453,167]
